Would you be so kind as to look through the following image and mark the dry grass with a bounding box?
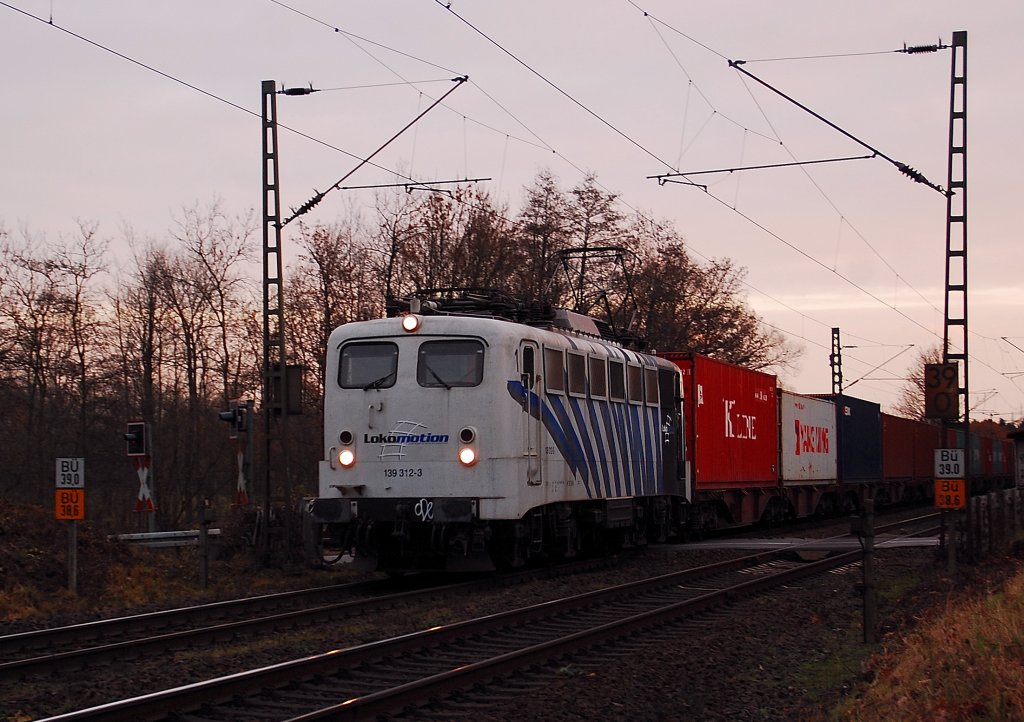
[0,503,364,626]
[837,565,1024,721]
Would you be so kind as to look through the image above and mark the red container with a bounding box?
[995,440,1005,474]
[980,436,994,477]
[661,352,778,489]
[881,414,916,480]
[914,421,942,480]
[1005,439,1018,481]
[882,414,942,481]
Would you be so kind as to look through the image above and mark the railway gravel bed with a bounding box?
[408,547,971,722]
[0,512,973,721]
[2,548,746,719]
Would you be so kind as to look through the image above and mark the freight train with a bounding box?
[304,290,1016,572]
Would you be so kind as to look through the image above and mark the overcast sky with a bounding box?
[2,1,1022,419]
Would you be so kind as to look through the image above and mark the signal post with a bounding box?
[935,447,967,574]
[125,421,157,532]
[55,457,85,594]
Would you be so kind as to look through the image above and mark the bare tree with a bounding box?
[111,240,171,422]
[890,344,944,419]
[564,173,624,314]
[513,169,571,303]
[53,222,110,447]
[369,187,420,305]
[0,226,114,505]
[172,202,257,405]
[397,187,516,293]
[289,218,374,401]
[633,235,801,372]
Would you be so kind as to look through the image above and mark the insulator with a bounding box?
[896,162,925,183]
[901,43,941,54]
[288,190,325,220]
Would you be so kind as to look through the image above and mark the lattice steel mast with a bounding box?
[942,32,969,459]
[261,80,290,560]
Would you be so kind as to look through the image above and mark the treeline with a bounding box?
[0,171,798,532]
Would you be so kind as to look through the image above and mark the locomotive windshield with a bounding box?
[338,342,398,389]
[417,340,484,388]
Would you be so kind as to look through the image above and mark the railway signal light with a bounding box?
[218,401,250,434]
[924,362,959,420]
[124,421,147,457]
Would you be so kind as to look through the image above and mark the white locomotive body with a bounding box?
[307,302,688,572]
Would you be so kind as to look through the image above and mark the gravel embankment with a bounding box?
[3,543,969,721]
[423,547,947,722]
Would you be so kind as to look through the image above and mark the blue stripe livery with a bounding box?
[506,381,588,487]
[507,379,663,499]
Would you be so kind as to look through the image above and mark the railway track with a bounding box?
[729,505,940,541]
[0,556,624,682]
[3,514,937,690]
[39,522,934,722]
[0,578,378,662]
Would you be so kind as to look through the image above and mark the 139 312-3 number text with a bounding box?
[384,468,423,478]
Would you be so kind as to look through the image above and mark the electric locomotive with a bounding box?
[305,290,688,572]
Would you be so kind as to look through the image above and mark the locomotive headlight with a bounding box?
[401,314,422,332]
[458,427,478,466]
[338,448,356,468]
[458,446,477,466]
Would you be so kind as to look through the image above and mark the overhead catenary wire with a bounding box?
[0,3,932,356]
[844,345,915,390]
[727,59,949,196]
[433,0,679,174]
[650,154,876,180]
[638,8,777,146]
[280,75,469,227]
[260,0,901,358]
[424,2,902,353]
[740,49,909,63]
[296,79,458,93]
[619,4,1006,389]
[628,1,948,316]
[267,0,556,154]
[426,0,962,366]
[727,58,944,318]
[0,1,438,189]
[6,2,1018,412]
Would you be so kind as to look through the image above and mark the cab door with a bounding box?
[520,341,542,486]
[659,366,685,497]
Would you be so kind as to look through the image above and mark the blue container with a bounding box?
[813,394,882,482]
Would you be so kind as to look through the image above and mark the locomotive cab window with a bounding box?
[644,367,660,406]
[627,364,644,404]
[544,347,565,394]
[521,345,536,387]
[520,346,536,380]
[589,357,608,399]
[609,360,625,401]
[567,352,587,397]
[339,342,398,389]
[417,340,484,387]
